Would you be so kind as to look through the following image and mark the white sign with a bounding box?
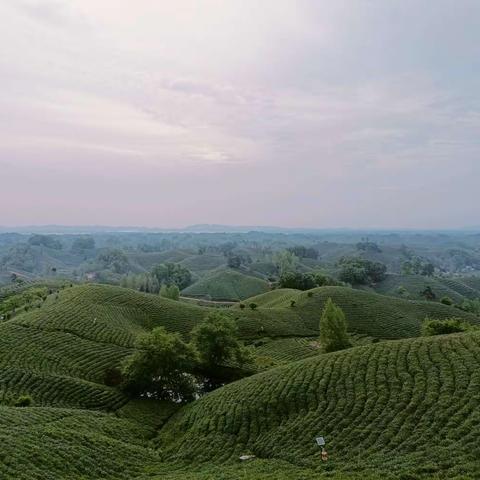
[315,436,325,446]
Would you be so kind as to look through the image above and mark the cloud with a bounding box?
[0,1,479,228]
[13,0,89,29]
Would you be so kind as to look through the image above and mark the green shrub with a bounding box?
[160,284,180,301]
[13,395,33,407]
[421,317,473,336]
[440,296,454,306]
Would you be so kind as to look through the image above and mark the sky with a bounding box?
[1,0,479,229]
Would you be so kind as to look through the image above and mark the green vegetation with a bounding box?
[273,250,299,275]
[241,286,479,339]
[122,327,197,402]
[159,332,480,479]
[160,284,180,300]
[319,298,352,352]
[152,263,193,290]
[182,269,269,301]
[1,231,480,478]
[421,317,475,336]
[278,271,339,290]
[338,257,387,285]
[191,311,251,382]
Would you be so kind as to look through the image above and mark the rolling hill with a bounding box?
[0,282,477,478]
[181,269,270,301]
[158,331,480,479]
[371,274,480,302]
[241,286,480,339]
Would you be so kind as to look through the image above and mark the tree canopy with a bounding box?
[151,263,192,290]
[121,327,197,402]
[319,298,352,353]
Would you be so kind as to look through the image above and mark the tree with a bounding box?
[272,250,299,276]
[337,257,386,285]
[151,263,192,290]
[319,298,351,353]
[97,249,130,274]
[287,245,318,259]
[278,272,317,290]
[121,327,197,402]
[160,284,180,300]
[227,255,242,269]
[421,286,436,301]
[71,236,95,253]
[278,271,339,290]
[28,234,62,250]
[191,312,249,377]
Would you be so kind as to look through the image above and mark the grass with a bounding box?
[158,331,480,479]
[182,269,270,301]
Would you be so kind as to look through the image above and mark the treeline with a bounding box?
[120,262,192,298]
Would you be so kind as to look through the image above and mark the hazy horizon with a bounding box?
[2,1,479,229]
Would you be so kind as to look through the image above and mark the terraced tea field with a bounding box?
[241,286,480,339]
[182,269,269,301]
[159,331,480,479]
[0,282,478,479]
[372,274,480,302]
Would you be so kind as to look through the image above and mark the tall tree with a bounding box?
[191,312,250,378]
[319,298,351,353]
[121,327,197,402]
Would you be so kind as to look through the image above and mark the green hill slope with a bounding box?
[241,286,479,339]
[182,269,270,301]
[371,274,480,302]
[158,331,480,479]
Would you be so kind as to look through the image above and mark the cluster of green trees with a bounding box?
[120,262,192,297]
[356,239,382,253]
[278,272,340,290]
[287,245,319,259]
[272,250,299,276]
[97,249,130,274]
[71,236,95,254]
[0,287,49,318]
[337,257,387,285]
[402,257,435,276]
[422,317,476,336]
[121,312,251,402]
[226,253,252,269]
[28,234,62,250]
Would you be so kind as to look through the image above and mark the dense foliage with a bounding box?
[338,257,387,285]
[421,317,475,336]
[278,271,339,290]
[151,263,192,290]
[319,298,352,352]
[122,327,198,402]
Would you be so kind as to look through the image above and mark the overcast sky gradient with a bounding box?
[1,0,479,228]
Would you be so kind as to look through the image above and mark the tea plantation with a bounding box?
[0,283,479,479]
[159,332,480,479]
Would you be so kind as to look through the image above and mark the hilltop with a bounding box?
[182,269,270,301]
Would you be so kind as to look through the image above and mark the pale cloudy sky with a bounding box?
[1,0,479,228]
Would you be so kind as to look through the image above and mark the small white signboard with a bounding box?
[315,436,325,447]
